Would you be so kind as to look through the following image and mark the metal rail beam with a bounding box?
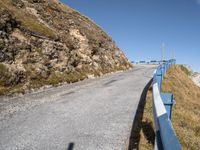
[153,59,182,150]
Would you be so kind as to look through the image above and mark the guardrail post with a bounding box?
[156,70,163,91]
[165,64,167,74]
[161,65,164,80]
[166,62,170,71]
[160,93,174,120]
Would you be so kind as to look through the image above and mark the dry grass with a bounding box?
[162,65,200,150]
[137,87,155,150]
[0,63,11,87]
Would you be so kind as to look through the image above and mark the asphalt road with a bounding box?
[0,65,156,150]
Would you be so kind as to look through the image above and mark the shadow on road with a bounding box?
[128,79,155,150]
[67,142,75,150]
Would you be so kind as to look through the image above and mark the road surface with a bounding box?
[0,65,156,150]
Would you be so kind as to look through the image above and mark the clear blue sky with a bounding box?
[61,0,200,72]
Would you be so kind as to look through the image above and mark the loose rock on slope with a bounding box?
[0,0,132,95]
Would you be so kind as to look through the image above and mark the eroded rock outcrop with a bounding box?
[0,0,132,94]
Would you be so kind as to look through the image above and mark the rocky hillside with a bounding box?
[0,0,132,95]
[192,73,200,87]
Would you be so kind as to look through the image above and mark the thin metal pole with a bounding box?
[161,42,165,61]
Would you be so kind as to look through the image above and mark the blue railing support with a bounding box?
[161,93,174,120]
[153,59,182,150]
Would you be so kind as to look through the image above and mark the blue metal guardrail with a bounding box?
[133,60,166,65]
[153,59,182,150]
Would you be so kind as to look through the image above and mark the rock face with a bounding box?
[0,0,132,94]
[192,73,200,87]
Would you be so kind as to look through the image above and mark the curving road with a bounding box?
[0,65,156,150]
